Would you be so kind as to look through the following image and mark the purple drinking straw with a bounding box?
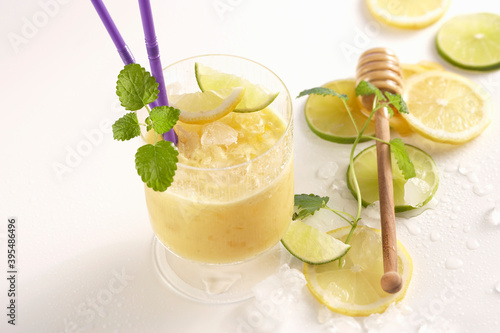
[138,0,178,145]
[90,0,135,65]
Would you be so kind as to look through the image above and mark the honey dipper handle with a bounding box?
[375,107,402,294]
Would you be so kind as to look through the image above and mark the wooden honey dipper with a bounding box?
[356,48,404,294]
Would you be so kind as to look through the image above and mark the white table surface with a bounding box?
[2,1,500,332]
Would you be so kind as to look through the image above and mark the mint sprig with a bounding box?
[112,64,181,192]
[297,81,414,251]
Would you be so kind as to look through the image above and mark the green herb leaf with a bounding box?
[116,64,159,111]
[384,91,409,114]
[355,80,384,101]
[145,116,152,132]
[390,138,416,180]
[135,141,179,192]
[297,87,348,101]
[293,194,330,220]
[149,106,181,134]
[112,112,141,141]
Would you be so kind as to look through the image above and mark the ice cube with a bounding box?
[175,124,200,158]
[404,178,431,207]
[201,121,238,146]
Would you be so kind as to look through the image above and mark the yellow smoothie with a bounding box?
[143,108,294,264]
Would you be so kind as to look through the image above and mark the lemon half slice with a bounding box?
[367,0,451,29]
[304,226,413,317]
[170,87,245,124]
[402,70,492,144]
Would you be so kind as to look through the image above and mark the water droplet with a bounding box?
[486,207,500,226]
[466,238,480,250]
[473,184,493,197]
[403,220,421,235]
[430,231,442,242]
[463,225,471,233]
[495,281,500,293]
[445,256,463,270]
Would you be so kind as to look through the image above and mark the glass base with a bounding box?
[152,236,286,303]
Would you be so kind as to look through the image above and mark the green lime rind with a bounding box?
[304,79,376,144]
[346,144,439,213]
[195,62,279,113]
[281,221,351,265]
[305,114,374,144]
[435,13,500,71]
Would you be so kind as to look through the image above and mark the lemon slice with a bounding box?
[367,0,451,29]
[281,221,351,265]
[304,79,376,144]
[304,226,412,317]
[195,63,278,113]
[402,70,492,144]
[169,87,245,124]
[401,61,444,80]
[347,144,439,212]
[436,13,500,71]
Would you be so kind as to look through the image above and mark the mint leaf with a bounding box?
[390,138,416,180]
[293,194,329,220]
[355,80,384,101]
[384,91,409,114]
[116,64,159,111]
[150,106,181,134]
[145,116,152,132]
[297,87,348,101]
[112,112,141,141]
[135,141,178,192]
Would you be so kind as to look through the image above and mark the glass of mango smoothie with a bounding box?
[141,55,293,303]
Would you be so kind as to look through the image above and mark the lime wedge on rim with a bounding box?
[347,144,439,212]
[195,63,278,113]
[436,13,500,71]
[281,220,351,265]
[304,79,376,144]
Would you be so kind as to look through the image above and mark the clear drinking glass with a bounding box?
[141,55,293,303]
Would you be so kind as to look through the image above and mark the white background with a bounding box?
[1,0,500,332]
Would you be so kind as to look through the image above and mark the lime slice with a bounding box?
[304,226,412,316]
[304,79,376,144]
[367,0,451,29]
[195,63,278,113]
[436,13,500,71]
[402,70,492,144]
[281,221,351,265]
[170,87,245,124]
[347,144,439,212]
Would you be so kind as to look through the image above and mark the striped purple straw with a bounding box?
[138,0,178,145]
[90,0,135,65]
[90,0,178,145]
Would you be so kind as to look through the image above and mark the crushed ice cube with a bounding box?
[404,178,431,207]
[201,121,238,146]
[175,124,200,158]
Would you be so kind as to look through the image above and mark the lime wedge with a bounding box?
[281,220,351,265]
[347,144,439,212]
[304,79,376,144]
[436,13,500,71]
[195,63,278,113]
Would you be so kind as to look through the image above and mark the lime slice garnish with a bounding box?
[170,87,245,124]
[281,221,351,265]
[304,79,376,144]
[347,144,439,212]
[195,63,278,113]
[436,13,500,71]
[304,226,413,317]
